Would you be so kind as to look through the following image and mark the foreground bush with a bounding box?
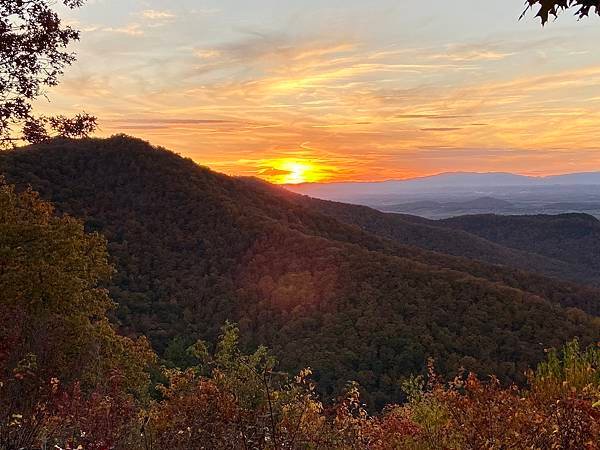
[139,329,599,450]
[0,181,153,449]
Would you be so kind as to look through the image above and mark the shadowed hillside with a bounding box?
[1,136,598,409]
[245,178,600,316]
[439,214,600,275]
[270,189,599,285]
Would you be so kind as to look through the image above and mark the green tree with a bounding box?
[0,0,97,148]
[0,180,153,448]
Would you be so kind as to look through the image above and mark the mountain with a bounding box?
[286,171,600,204]
[284,173,533,202]
[289,188,600,290]
[438,213,600,280]
[384,197,517,218]
[546,172,600,185]
[1,136,598,409]
[251,183,600,297]
[391,172,537,188]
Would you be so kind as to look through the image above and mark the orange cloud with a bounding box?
[34,22,600,182]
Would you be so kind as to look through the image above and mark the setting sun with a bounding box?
[281,161,311,184]
[260,159,330,185]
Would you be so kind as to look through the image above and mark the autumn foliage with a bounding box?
[106,327,600,449]
[0,181,153,449]
[0,179,599,449]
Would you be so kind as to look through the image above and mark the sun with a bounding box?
[261,159,323,184]
[282,161,311,184]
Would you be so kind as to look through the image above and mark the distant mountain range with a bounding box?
[286,171,600,218]
[379,196,600,219]
[287,171,600,200]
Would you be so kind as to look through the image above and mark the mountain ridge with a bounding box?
[1,136,598,409]
[286,170,600,203]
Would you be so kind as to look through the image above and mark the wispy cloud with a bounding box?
[141,10,176,20]
[102,23,144,36]
[40,2,600,181]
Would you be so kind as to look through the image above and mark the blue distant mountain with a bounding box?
[546,172,600,185]
[286,171,600,200]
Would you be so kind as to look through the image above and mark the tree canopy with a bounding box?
[0,179,153,448]
[0,0,96,148]
[523,0,600,25]
[2,136,599,411]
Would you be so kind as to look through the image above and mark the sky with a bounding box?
[40,0,600,184]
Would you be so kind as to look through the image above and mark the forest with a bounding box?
[1,137,599,413]
[0,175,598,448]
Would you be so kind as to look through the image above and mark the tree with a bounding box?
[0,180,154,448]
[522,0,600,25]
[0,0,97,148]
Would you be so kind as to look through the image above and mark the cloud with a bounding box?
[101,23,144,36]
[44,17,600,182]
[431,46,515,62]
[119,119,235,125]
[85,9,178,37]
[421,127,464,132]
[396,114,471,119]
[259,167,292,176]
[141,10,176,20]
[195,49,221,60]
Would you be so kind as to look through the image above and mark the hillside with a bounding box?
[250,180,600,290]
[439,213,600,277]
[273,184,600,288]
[1,136,599,409]
[247,179,600,294]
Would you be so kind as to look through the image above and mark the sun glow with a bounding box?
[260,159,328,184]
[282,161,312,184]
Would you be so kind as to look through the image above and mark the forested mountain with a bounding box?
[263,179,600,289]
[258,185,599,286]
[438,214,600,278]
[1,136,599,409]
[250,180,600,315]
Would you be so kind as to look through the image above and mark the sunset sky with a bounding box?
[42,0,600,184]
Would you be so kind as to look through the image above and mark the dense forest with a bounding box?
[0,181,598,447]
[439,214,600,277]
[256,182,600,286]
[1,136,598,412]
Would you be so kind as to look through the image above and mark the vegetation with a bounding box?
[0,0,96,148]
[522,0,600,25]
[440,213,600,285]
[264,184,600,316]
[1,137,599,410]
[4,309,599,448]
[0,180,154,449]
[2,174,596,449]
[142,328,600,450]
[0,0,598,447]
[263,184,600,287]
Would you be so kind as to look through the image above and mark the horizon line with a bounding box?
[282,169,600,187]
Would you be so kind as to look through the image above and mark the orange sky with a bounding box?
[39,0,600,184]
